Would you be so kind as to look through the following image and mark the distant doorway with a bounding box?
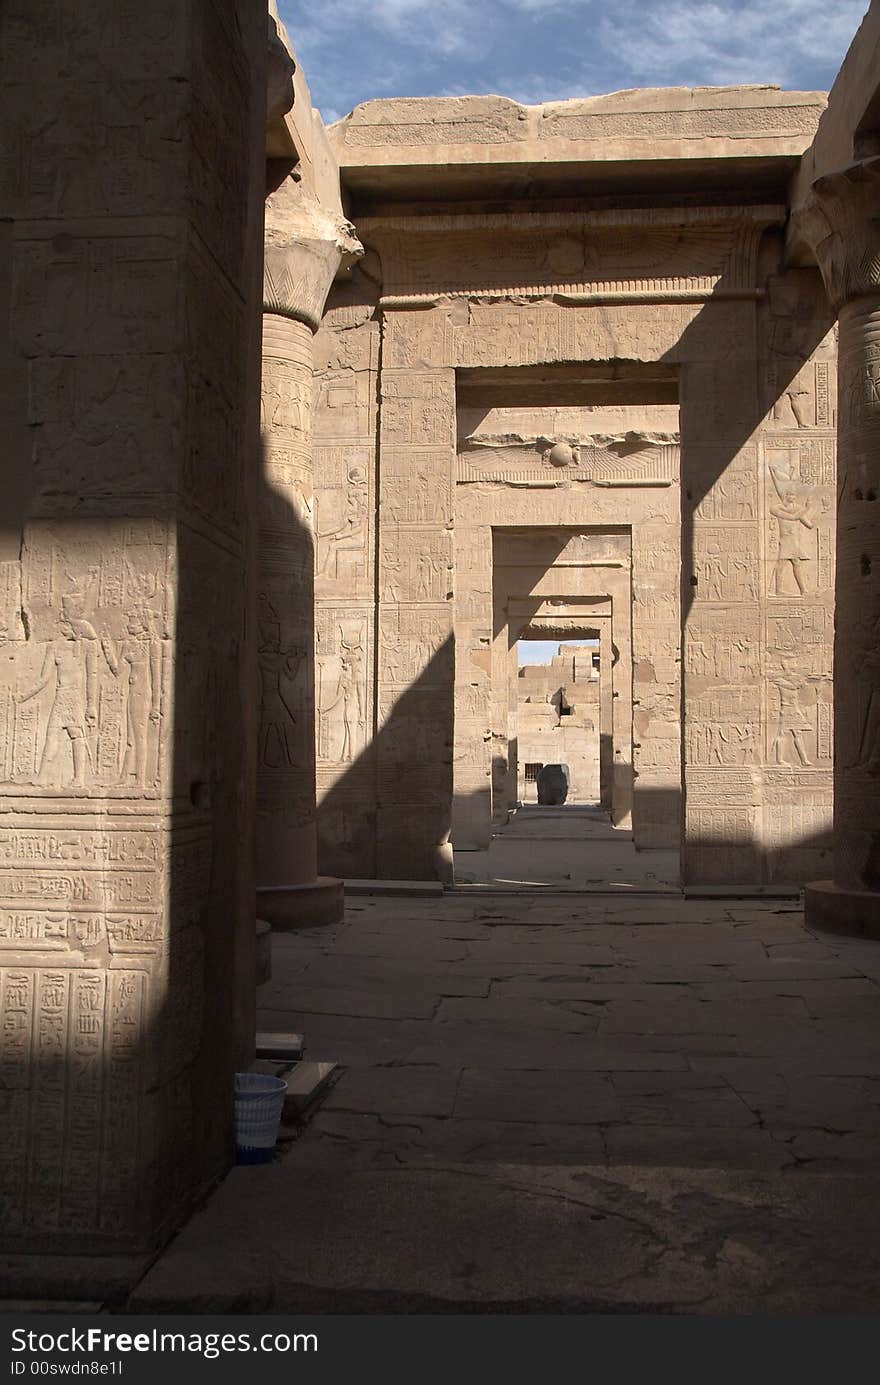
[516,639,600,805]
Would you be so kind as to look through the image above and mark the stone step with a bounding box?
[255,1030,305,1060]
[345,878,444,897]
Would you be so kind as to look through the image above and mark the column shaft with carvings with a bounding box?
[795,158,880,931]
[0,0,265,1267]
[256,179,360,925]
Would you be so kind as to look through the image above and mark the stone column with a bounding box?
[0,0,265,1277]
[599,621,614,811]
[256,179,360,926]
[796,158,880,933]
[505,630,520,816]
[451,524,494,851]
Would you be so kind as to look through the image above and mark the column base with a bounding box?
[256,877,344,929]
[804,879,880,938]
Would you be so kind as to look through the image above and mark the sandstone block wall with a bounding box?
[312,186,836,886]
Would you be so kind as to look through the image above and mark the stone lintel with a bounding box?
[331,91,825,202]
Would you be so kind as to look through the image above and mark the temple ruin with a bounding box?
[2,0,880,1297]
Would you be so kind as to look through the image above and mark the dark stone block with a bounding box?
[537,763,570,805]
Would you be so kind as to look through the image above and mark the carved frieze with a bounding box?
[363,206,783,305]
[457,436,679,488]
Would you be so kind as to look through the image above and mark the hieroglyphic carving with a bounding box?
[384,451,453,520]
[364,206,778,303]
[380,607,452,687]
[764,439,835,596]
[3,525,169,792]
[381,529,451,603]
[694,451,757,521]
[257,595,306,772]
[0,962,146,1234]
[767,660,822,767]
[851,620,880,775]
[684,614,760,681]
[380,371,455,446]
[316,614,370,765]
[692,526,759,602]
[686,687,761,766]
[766,604,831,677]
[315,456,369,585]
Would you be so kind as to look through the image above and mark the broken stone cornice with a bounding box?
[330,87,826,154]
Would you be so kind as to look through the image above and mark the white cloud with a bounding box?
[597,0,868,89]
[280,0,867,120]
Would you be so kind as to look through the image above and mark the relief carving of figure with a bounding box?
[769,467,815,596]
[855,617,880,774]
[416,550,443,600]
[257,597,304,769]
[706,724,729,765]
[382,555,403,603]
[316,466,367,580]
[15,596,106,787]
[770,661,813,767]
[321,641,365,763]
[718,471,754,520]
[102,608,161,783]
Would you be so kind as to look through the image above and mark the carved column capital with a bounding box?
[263,179,362,331]
[790,155,880,311]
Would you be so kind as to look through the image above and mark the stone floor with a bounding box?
[133,893,880,1313]
[454,805,680,890]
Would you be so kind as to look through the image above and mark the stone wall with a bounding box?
[312,186,836,886]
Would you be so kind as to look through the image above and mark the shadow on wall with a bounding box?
[0,446,257,1263]
[317,635,455,881]
[667,235,835,889]
[314,623,833,888]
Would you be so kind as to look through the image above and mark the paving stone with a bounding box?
[729,961,866,981]
[614,1090,757,1128]
[202,892,880,1313]
[610,1070,732,1094]
[323,1066,461,1119]
[596,1004,740,1036]
[454,1069,623,1124]
[602,1124,792,1169]
[280,957,492,997]
[437,995,602,1034]
[764,1129,880,1164]
[309,1112,608,1165]
[259,986,442,1021]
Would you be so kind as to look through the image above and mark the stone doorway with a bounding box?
[453,518,682,891]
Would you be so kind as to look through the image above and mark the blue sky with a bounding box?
[279,0,868,126]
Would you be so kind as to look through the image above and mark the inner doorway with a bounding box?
[517,638,600,806]
[455,617,679,892]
